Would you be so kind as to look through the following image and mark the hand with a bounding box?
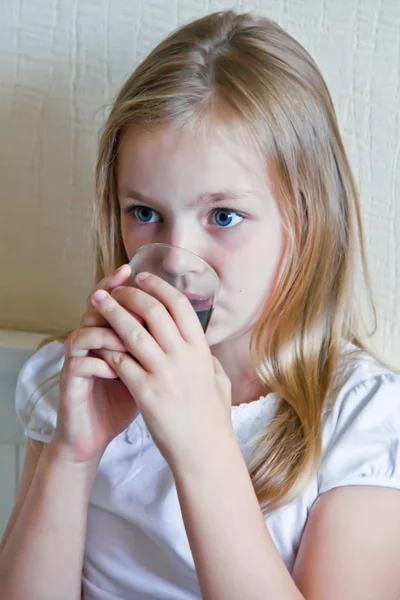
[79,263,145,336]
[51,265,140,466]
[91,273,233,475]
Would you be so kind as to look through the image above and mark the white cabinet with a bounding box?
[0,333,43,537]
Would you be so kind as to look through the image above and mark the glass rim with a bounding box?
[131,243,220,291]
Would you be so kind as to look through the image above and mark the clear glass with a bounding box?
[125,243,220,332]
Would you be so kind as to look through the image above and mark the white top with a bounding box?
[15,341,400,600]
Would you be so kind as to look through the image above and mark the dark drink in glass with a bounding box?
[125,243,219,334]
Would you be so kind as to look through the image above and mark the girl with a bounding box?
[1,10,399,600]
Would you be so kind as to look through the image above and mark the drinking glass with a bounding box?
[125,243,220,332]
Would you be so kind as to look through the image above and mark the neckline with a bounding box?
[230,392,276,414]
[125,393,276,443]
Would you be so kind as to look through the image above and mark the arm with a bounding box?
[292,485,400,599]
[173,432,304,600]
[174,431,400,600]
[0,441,99,600]
[0,440,44,556]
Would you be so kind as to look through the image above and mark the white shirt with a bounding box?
[15,341,400,600]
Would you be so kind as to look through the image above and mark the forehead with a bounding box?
[116,122,271,203]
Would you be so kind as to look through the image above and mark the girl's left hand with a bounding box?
[91,273,233,475]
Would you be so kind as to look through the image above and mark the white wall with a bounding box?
[0,0,399,365]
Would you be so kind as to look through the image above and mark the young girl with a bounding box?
[1,10,399,600]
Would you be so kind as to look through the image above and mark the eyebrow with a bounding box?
[118,187,257,207]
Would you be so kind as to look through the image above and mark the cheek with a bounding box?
[120,220,130,252]
[219,224,286,306]
[120,218,151,261]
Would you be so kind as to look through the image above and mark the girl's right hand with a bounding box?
[50,265,141,466]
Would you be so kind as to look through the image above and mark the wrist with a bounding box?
[42,440,102,480]
[172,425,241,483]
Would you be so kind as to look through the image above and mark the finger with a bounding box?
[80,307,108,328]
[65,355,119,379]
[66,327,127,359]
[89,347,138,371]
[83,264,132,317]
[134,273,206,344]
[91,291,164,371]
[101,350,147,397]
[111,286,181,353]
[81,305,145,330]
[95,264,132,293]
[90,348,126,364]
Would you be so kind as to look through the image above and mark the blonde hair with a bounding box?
[41,11,379,510]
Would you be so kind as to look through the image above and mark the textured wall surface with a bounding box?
[0,0,399,365]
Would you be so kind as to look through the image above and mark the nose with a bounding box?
[161,244,204,278]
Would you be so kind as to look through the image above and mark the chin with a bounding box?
[206,316,255,349]
[205,321,235,348]
[205,322,224,348]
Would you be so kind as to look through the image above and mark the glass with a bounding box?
[125,243,220,333]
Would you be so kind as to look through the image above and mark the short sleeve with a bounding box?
[15,341,65,443]
[318,369,400,495]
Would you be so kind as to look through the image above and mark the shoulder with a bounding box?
[318,345,400,494]
[323,346,399,430]
[15,340,66,443]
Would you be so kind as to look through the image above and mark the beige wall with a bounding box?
[0,0,399,366]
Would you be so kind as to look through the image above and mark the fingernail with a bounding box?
[136,272,151,282]
[92,289,108,303]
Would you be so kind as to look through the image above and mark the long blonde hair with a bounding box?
[44,10,379,511]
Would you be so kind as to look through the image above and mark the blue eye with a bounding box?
[127,205,245,229]
[213,209,244,228]
[130,206,160,224]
